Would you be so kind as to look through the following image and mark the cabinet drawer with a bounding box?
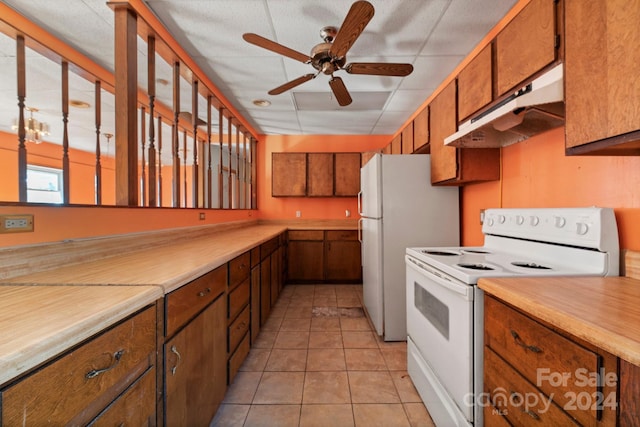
[228,277,250,321]
[288,230,324,241]
[484,347,578,426]
[166,266,227,337]
[261,237,279,259]
[1,306,156,426]
[229,252,250,289]
[88,366,156,426]
[325,230,358,241]
[484,295,600,425]
[228,305,250,354]
[228,333,250,384]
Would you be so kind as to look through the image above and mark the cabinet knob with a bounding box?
[197,287,211,297]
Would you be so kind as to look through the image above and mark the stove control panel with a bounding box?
[482,207,618,252]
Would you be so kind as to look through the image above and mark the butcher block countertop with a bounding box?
[0,285,162,386]
[478,276,640,366]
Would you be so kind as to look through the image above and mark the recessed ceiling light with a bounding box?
[253,99,271,107]
[156,78,169,86]
[69,99,90,108]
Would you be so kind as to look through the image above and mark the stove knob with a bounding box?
[516,215,524,225]
[576,222,589,235]
[498,215,506,224]
[487,218,494,227]
[530,216,539,226]
[554,216,566,228]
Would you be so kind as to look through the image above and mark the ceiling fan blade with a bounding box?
[330,1,375,60]
[345,62,414,77]
[243,33,310,64]
[329,76,352,106]
[268,74,316,95]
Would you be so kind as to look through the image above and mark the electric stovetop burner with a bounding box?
[421,250,460,256]
[462,249,491,254]
[511,261,551,270]
[457,263,495,271]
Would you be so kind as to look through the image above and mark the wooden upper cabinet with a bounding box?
[457,44,493,122]
[495,0,557,96]
[564,0,640,154]
[430,81,458,183]
[334,153,361,196]
[307,153,334,196]
[272,152,306,196]
[272,152,361,197]
[413,107,429,152]
[401,123,414,154]
[382,144,392,154]
[430,80,500,185]
[391,134,402,154]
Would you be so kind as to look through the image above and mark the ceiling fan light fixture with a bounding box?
[253,99,271,107]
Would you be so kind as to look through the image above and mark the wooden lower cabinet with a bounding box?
[0,305,157,426]
[287,230,362,283]
[484,295,619,426]
[164,295,226,427]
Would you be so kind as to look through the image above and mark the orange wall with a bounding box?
[461,127,640,250]
[257,134,388,219]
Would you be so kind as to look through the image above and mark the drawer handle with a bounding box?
[510,391,541,421]
[86,349,124,379]
[510,330,542,353]
[197,287,211,297]
[170,345,182,375]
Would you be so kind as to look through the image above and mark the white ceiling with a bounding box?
[0,0,519,153]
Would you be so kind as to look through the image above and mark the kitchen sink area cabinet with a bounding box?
[494,0,559,97]
[0,305,157,426]
[163,266,227,427]
[250,246,261,342]
[429,81,500,185]
[484,294,618,426]
[564,0,640,155]
[259,235,284,324]
[227,252,251,385]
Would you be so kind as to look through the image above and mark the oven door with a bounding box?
[406,255,474,424]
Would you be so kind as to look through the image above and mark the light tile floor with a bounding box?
[212,284,436,427]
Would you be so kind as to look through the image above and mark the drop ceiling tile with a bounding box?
[222,89,297,112]
[297,110,382,135]
[384,89,432,112]
[398,55,464,91]
[421,0,519,56]
[372,110,412,135]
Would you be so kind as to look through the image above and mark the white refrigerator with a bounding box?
[358,154,459,341]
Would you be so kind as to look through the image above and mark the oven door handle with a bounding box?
[406,255,473,300]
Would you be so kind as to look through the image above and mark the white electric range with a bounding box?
[405,207,619,426]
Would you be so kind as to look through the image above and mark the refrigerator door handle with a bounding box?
[357,190,363,216]
[357,218,363,243]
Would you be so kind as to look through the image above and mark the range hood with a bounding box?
[445,63,564,148]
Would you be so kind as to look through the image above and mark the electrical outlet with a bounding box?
[296,210,301,218]
[345,209,351,217]
[1,214,34,233]
[199,212,206,220]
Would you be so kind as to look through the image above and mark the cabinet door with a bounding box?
[272,153,306,196]
[325,239,362,282]
[401,124,414,154]
[430,81,458,183]
[391,134,402,154]
[565,0,640,153]
[270,250,280,304]
[495,0,557,95]
[413,108,429,152]
[260,257,271,324]
[307,153,334,196]
[457,44,492,122]
[164,296,226,427]
[334,153,361,196]
[250,264,261,343]
[287,240,324,282]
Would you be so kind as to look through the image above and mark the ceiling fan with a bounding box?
[242,0,414,107]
